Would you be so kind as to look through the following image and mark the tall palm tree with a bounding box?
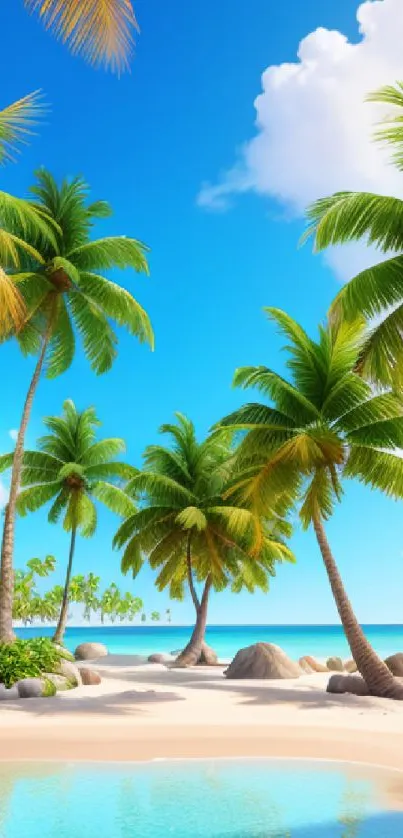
[114,413,294,666]
[218,308,403,699]
[24,1,138,72]
[0,169,153,643]
[305,81,403,387]
[0,92,55,337]
[0,399,136,643]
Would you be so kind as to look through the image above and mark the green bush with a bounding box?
[0,638,66,688]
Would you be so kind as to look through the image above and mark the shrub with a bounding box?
[0,638,66,688]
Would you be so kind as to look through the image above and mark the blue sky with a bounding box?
[1,0,403,625]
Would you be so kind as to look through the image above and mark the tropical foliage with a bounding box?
[0,636,70,688]
[0,399,137,642]
[219,308,403,698]
[115,413,294,664]
[305,82,403,387]
[0,169,152,643]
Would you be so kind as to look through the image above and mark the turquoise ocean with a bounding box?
[16,623,403,660]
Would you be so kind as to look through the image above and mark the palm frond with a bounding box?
[78,272,154,347]
[0,91,44,165]
[92,481,136,518]
[304,192,403,253]
[25,0,139,73]
[16,481,61,515]
[69,236,149,272]
[367,82,403,171]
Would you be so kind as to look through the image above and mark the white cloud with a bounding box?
[197,0,403,279]
[0,480,8,510]
[8,430,18,443]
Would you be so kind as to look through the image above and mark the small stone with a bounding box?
[58,660,82,686]
[384,653,403,677]
[148,653,174,664]
[79,668,101,686]
[74,642,108,661]
[326,656,344,672]
[344,659,358,673]
[327,674,369,696]
[0,684,19,701]
[17,678,56,699]
[43,673,72,691]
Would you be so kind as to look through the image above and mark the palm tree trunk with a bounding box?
[175,576,212,667]
[0,318,54,644]
[53,528,77,645]
[313,515,403,699]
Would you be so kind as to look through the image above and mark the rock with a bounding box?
[225,643,301,680]
[17,678,56,699]
[43,673,72,691]
[79,668,101,686]
[148,653,174,664]
[199,644,218,665]
[326,656,344,672]
[344,659,358,673]
[327,674,369,696]
[74,642,108,661]
[53,643,75,662]
[299,655,328,674]
[58,660,82,686]
[385,653,403,677]
[0,684,19,701]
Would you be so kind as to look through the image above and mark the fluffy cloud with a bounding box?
[198,0,403,278]
[8,429,18,442]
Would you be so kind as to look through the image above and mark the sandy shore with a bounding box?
[1,655,403,773]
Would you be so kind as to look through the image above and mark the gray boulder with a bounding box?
[225,643,301,680]
[385,653,403,677]
[327,674,369,696]
[17,678,56,698]
[0,684,19,701]
[74,642,108,660]
[58,660,82,686]
[326,656,344,672]
[79,668,102,686]
[148,653,174,664]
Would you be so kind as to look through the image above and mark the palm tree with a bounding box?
[305,81,403,388]
[0,399,136,643]
[218,308,403,699]
[0,169,153,643]
[24,1,138,72]
[114,413,294,666]
[0,92,55,337]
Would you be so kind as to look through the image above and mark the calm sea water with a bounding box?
[16,623,403,660]
[1,759,402,837]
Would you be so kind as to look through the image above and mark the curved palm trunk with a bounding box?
[175,575,212,667]
[53,528,77,645]
[0,319,54,644]
[313,515,403,699]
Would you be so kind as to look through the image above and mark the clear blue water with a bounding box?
[1,759,403,837]
[16,623,403,660]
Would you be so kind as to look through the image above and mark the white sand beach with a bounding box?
[1,656,403,777]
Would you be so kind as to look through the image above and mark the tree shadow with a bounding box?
[93,666,383,712]
[0,687,184,717]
